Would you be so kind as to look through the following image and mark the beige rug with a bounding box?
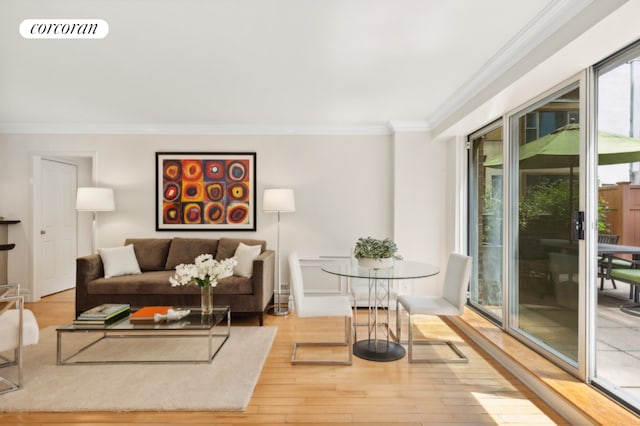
[0,325,276,412]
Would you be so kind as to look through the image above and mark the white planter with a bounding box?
[358,257,394,269]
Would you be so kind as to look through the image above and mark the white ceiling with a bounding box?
[0,0,623,133]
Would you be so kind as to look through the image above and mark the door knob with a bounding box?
[40,230,46,235]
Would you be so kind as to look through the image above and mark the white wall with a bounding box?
[73,155,95,257]
[0,132,407,299]
[392,130,447,295]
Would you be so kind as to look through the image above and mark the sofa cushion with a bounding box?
[87,270,252,295]
[98,245,142,278]
[88,271,192,295]
[233,242,262,278]
[214,275,253,294]
[165,238,219,270]
[124,238,172,271]
[216,238,266,261]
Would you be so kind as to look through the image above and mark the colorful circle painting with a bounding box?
[227,203,249,224]
[181,181,204,202]
[204,202,225,224]
[163,202,182,224]
[205,182,225,201]
[163,160,182,181]
[226,160,247,182]
[182,160,203,181]
[204,160,225,180]
[158,153,254,230]
[163,182,181,202]
[227,182,249,201]
[183,203,202,224]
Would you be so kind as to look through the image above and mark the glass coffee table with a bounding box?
[56,306,230,365]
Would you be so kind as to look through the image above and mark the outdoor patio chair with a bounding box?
[289,252,353,365]
[395,253,472,363]
[598,234,622,290]
[0,284,39,394]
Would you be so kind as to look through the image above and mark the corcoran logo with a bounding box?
[19,19,109,39]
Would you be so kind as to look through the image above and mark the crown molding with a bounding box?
[427,0,594,130]
[0,122,393,136]
[387,121,431,134]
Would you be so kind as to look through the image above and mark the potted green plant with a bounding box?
[353,236,402,269]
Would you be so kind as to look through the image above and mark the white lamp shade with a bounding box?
[76,187,115,211]
[263,188,295,212]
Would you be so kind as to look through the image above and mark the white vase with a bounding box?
[358,257,394,269]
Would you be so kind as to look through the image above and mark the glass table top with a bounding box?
[58,306,230,332]
[321,260,439,279]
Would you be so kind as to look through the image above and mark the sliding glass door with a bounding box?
[467,84,584,360]
[466,40,640,413]
[509,83,582,366]
[592,43,640,412]
[469,123,504,322]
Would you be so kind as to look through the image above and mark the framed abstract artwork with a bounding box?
[156,152,256,231]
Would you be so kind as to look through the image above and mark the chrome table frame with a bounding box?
[56,306,230,365]
[322,261,439,362]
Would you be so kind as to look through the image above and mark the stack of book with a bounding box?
[73,303,130,325]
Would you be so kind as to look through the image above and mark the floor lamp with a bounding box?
[263,188,295,316]
[76,187,115,254]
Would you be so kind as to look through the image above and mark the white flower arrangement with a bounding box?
[169,254,237,288]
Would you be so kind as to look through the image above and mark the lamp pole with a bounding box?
[272,209,288,315]
[263,188,295,316]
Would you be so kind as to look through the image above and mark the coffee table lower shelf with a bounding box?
[56,306,230,365]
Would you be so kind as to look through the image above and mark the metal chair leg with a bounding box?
[353,302,358,341]
[405,313,468,364]
[0,348,21,395]
[396,300,402,344]
[397,304,468,364]
[291,316,353,365]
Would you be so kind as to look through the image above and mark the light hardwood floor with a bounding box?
[0,290,567,425]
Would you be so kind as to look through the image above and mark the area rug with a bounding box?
[0,325,277,412]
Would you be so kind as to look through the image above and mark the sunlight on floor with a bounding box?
[471,392,559,424]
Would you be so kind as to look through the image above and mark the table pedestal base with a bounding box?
[353,339,405,361]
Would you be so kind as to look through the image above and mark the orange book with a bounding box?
[130,306,173,321]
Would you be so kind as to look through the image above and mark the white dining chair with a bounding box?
[395,253,472,363]
[289,252,353,365]
[0,284,40,394]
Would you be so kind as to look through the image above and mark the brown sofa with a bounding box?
[76,237,275,325]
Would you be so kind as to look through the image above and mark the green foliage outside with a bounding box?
[483,178,610,237]
[519,178,610,233]
[519,179,576,231]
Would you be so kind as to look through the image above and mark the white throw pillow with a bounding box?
[233,242,262,278]
[98,244,142,278]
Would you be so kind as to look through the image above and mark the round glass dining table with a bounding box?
[322,260,440,361]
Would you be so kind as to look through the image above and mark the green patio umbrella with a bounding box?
[484,123,640,168]
[483,123,640,241]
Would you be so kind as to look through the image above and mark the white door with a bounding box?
[37,159,77,297]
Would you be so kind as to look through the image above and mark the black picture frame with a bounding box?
[155,152,257,231]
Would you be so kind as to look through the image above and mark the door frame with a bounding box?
[30,151,96,301]
[503,70,597,380]
[467,119,505,323]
